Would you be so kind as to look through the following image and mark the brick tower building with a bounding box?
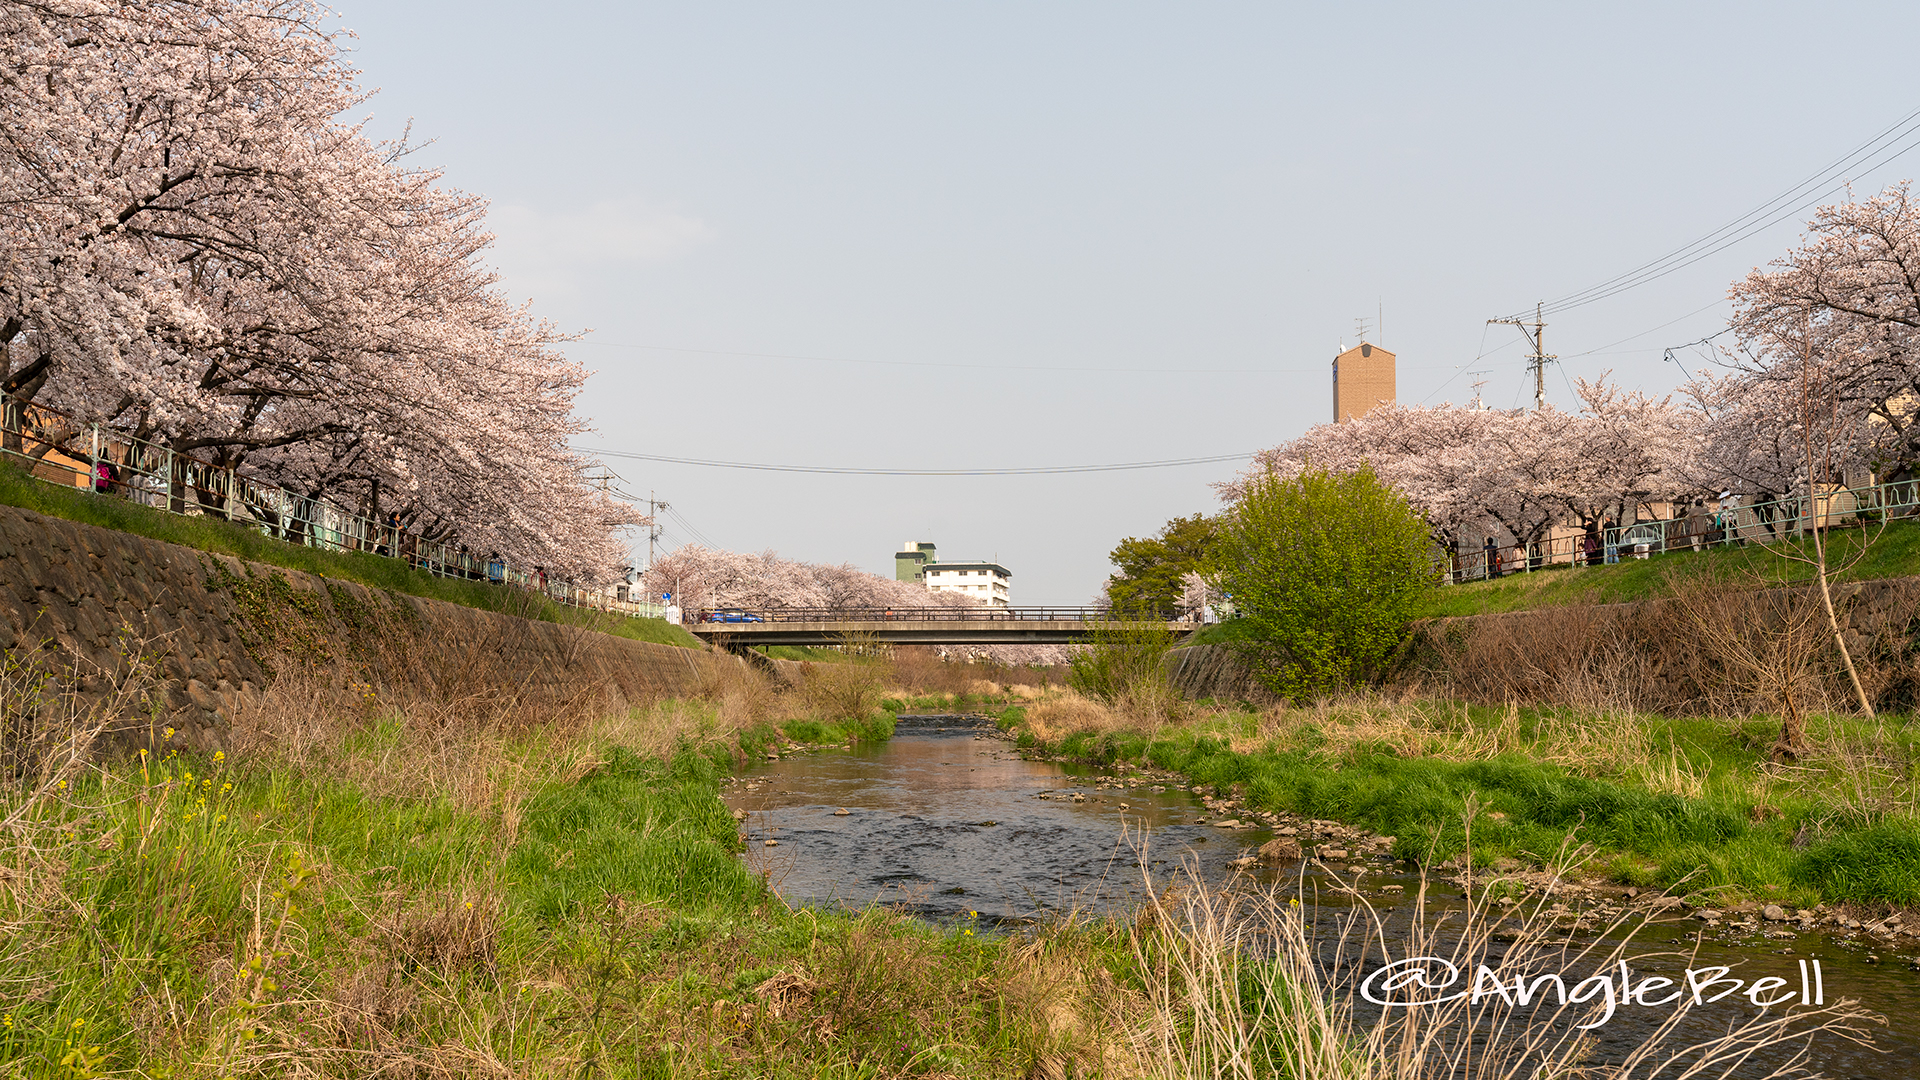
[1332,342,1395,422]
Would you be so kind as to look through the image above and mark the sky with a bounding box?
[342,1,1920,604]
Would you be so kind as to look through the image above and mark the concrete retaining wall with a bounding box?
[0,504,732,745]
[1163,644,1276,705]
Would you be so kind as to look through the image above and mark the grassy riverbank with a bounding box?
[1013,692,1920,910]
[0,461,701,649]
[1417,520,1920,618]
[0,651,1885,1076]
[0,666,1142,1078]
[1179,521,1920,635]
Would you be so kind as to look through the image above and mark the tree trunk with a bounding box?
[1813,549,1873,716]
[1808,484,1874,718]
[1772,687,1811,762]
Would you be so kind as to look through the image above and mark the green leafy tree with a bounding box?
[1105,514,1216,618]
[1212,464,1435,699]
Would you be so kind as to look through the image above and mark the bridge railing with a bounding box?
[692,606,1143,624]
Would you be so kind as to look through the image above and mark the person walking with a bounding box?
[1483,536,1500,579]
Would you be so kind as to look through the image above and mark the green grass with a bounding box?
[0,700,1139,1077]
[1179,618,1260,649]
[0,460,702,649]
[1029,702,1920,907]
[1181,522,1920,634]
[1418,520,1920,618]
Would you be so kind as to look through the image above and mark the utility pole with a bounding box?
[1487,302,1556,410]
[643,490,667,571]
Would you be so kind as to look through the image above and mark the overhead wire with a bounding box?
[1421,323,1506,405]
[1560,298,1730,359]
[1503,105,1920,321]
[1661,328,1734,367]
[572,445,1251,476]
[665,505,722,549]
[575,340,1321,376]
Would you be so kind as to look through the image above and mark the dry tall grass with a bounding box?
[1125,831,1883,1079]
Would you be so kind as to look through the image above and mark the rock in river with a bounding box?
[1258,837,1303,863]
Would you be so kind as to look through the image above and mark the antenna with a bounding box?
[1486,301,1556,410]
[1354,317,1372,344]
[1468,371,1491,409]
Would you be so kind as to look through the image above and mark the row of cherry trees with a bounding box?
[1217,377,1700,550]
[0,0,633,579]
[1222,182,1920,552]
[642,546,983,615]
[641,547,1072,664]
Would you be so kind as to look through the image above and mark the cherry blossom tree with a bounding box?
[641,546,984,615]
[643,546,1080,666]
[0,0,634,580]
[1221,378,1696,554]
[1675,370,1811,507]
[1728,182,1920,478]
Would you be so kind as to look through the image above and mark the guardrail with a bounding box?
[0,400,658,619]
[1442,479,1920,583]
[691,606,1163,624]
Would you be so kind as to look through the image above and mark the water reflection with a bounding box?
[723,715,1917,1078]
[724,715,1271,920]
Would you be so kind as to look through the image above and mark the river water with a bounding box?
[722,715,1920,1078]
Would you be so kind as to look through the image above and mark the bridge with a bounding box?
[685,606,1198,649]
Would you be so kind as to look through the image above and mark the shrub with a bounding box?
[1067,617,1176,709]
[1212,463,1434,700]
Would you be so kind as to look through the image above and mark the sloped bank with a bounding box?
[1169,574,1920,714]
[0,503,734,746]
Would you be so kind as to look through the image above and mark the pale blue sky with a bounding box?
[344,2,1920,603]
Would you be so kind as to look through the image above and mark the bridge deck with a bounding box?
[684,607,1196,648]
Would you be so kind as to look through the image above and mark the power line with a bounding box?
[1662,328,1734,366]
[573,446,1252,476]
[1420,323,1505,406]
[665,505,722,549]
[1560,298,1729,359]
[575,340,1322,375]
[1503,105,1920,321]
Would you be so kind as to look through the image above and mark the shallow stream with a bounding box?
[722,715,1920,1078]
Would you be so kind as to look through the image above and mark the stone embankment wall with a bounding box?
[0,504,734,745]
[1166,576,1920,713]
[1163,644,1275,705]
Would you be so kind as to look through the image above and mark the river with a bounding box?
[721,714,1920,1078]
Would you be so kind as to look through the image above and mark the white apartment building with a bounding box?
[895,540,1012,607]
[924,561,1011,607]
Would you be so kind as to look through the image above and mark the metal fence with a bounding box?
[0,401,661,619]
[1441,480,1920,583]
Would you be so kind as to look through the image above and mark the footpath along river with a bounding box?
[722,714,1920,1078]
